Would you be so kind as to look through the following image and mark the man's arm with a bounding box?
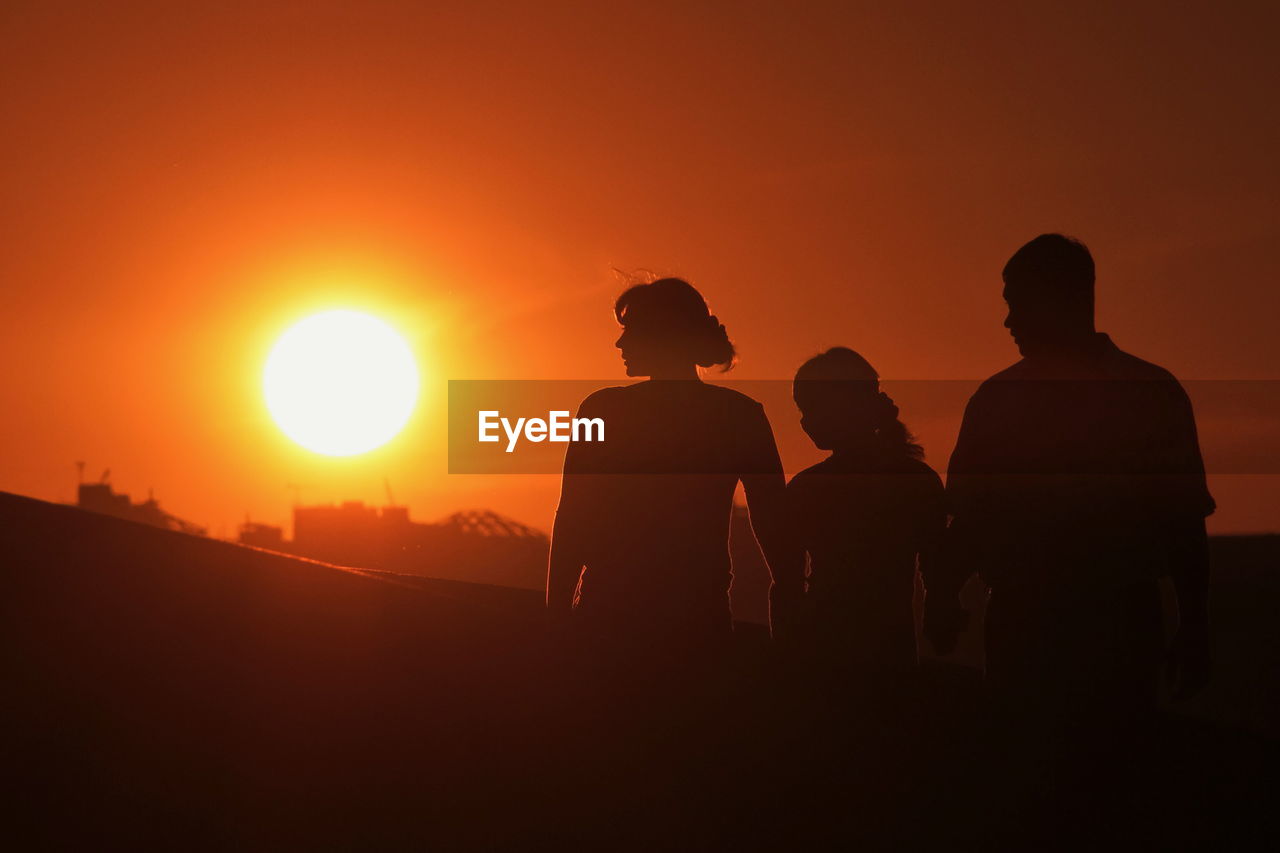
[926,391,997,652]
[1166,517,1211,699]
[1157,380,1215,700]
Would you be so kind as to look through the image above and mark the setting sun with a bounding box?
[264,310,419,456]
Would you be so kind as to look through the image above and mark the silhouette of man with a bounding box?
[933,234,1214,723]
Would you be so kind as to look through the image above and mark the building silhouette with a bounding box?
[238,521,286,550]
[240,501,550,589]
[76,480,207,537]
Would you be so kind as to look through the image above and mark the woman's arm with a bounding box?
[546,502,586,618]
[545,394,603,618]
[740,402,805,638]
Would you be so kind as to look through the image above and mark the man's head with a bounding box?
[1002,234,1096,357]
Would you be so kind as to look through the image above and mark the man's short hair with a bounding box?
[1002,234,1095,301]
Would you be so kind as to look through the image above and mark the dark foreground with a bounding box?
[3,491,1276,849]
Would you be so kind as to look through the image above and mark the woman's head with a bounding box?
[613,277,736,377]
[793,347,923,459]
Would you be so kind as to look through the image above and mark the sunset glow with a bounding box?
[264,310,419,456]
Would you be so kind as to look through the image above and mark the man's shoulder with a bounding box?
[1103,343,1180,383]
[966,360,1030,408]
[973,342,1184,388]
[984,358,1033,383]
[1099,343,1195,416]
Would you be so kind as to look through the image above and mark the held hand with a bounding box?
[543,601,576,645]
[923,593,968,657]
[768,581,809,648]
[1167,622,1211,701]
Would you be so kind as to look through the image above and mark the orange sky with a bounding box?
[2,1,1277,537]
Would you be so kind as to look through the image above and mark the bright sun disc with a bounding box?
[265,310,419,456]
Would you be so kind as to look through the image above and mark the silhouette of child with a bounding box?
[788,348,951,676]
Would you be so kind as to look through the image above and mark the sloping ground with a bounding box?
[3,492,791,848]
[2,491,558,846]
[3,491,1276,849]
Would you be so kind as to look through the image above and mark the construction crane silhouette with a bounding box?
[71,461,108,486]
[285,483,316,507]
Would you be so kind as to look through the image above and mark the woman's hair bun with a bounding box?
[695,316,736,369]
[614,277,737,371]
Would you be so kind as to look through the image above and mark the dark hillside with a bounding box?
[3,492,1275,848]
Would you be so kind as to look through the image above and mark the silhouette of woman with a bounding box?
[788,348,950,676]
[546,278,802,652]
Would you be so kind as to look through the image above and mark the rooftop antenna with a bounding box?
[75,461,85,485]
[384,477,395,507]
[99,468,110,484]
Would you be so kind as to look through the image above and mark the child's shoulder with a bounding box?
[895,455,943,479]
[786,457,841,493]
[789,456,839,480]
[788,455,942,491]
[889,456,945,493]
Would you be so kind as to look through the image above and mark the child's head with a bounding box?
[793,347,923,459]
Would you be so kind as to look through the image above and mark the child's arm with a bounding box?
[919,472,968,654]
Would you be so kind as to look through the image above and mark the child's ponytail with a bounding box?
[875,390,924,461]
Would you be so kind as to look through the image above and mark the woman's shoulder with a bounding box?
[583,382,772,448]
[576,384,630,413]
[697,381,767,415]
[608,380,766,414]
